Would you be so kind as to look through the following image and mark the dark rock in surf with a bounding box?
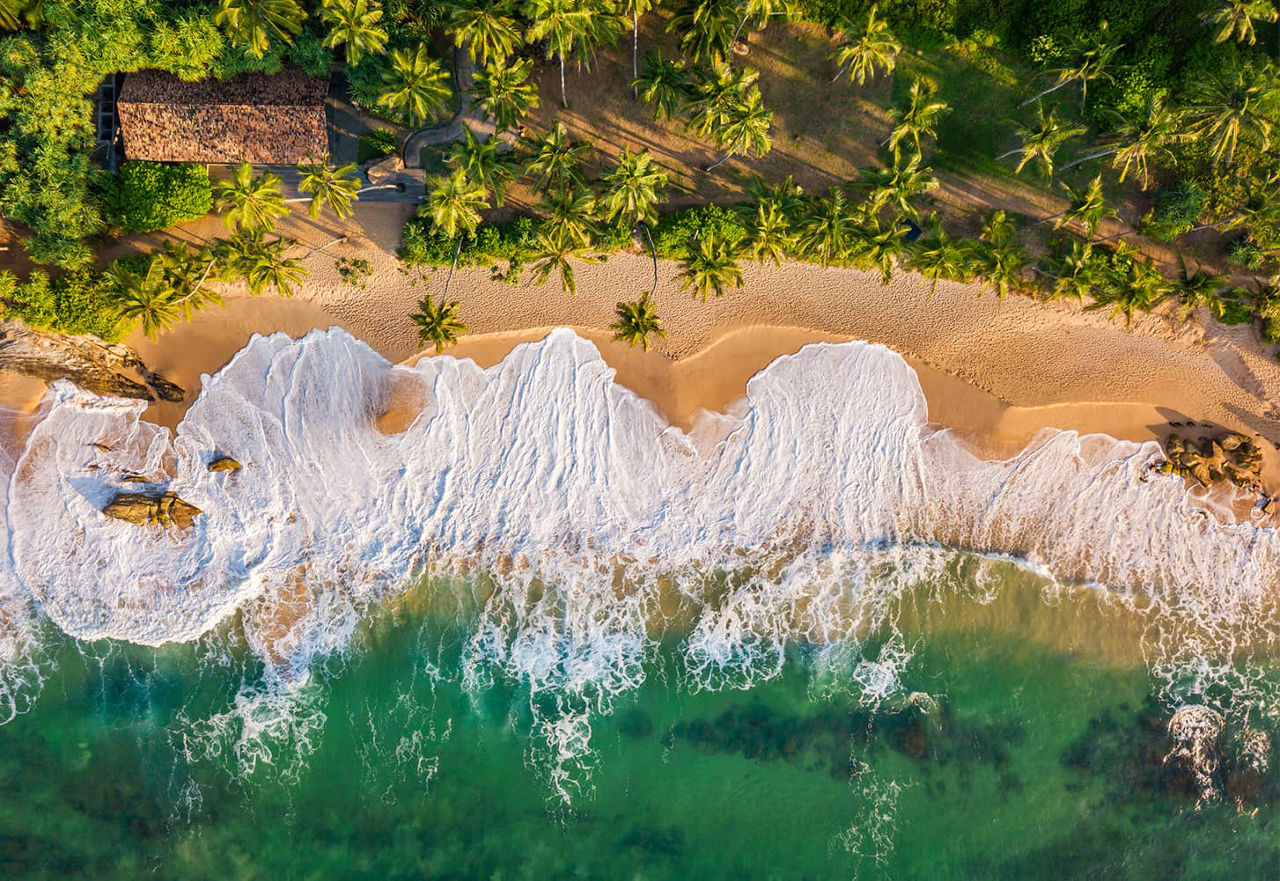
[102,491,201,529]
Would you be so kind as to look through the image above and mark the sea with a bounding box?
[0,328,1275,879]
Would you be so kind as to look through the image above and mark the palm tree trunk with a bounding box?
[633,14,639,98]
[1020,77,1074,107]
[731,13,749,47]
[996,148,1023,161]
[640,221,657,293]
[705,151,734,171]
[1038,210,1067,225]
[559,54,567,108]
[1060,147,1119,171]
[444,238,462,297]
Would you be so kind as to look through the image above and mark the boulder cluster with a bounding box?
[1158,432,1264,491]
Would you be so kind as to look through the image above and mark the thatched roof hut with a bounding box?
[117,69,330,165]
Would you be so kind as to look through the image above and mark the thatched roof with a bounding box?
[117,69,330,165]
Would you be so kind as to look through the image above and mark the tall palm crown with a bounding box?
[1089,255,1172,326]
[1186,61,1277,166]
[746,198,794,265]
[599,147,670,227]
[107,259,180,340]
[411,296,469,351]
[1203,0,1278,45]
[213,0,305,58]
[530,228,598,293]
[633,51,687,122]
[708,87,773,168]
[611,293,666,350]
[320,0,388,65]
[1111,97,1183,187]
[800,186,856,266]
[471,56,540,131]
[885,78,949,160]
[1022,33,1120,108]
[156,240,222,317]
[861,154,938,219]
[830,4,900,86]
[215,162,289,231]
[1172,254,1225,319]
[688,63,759,137]
[975,210,1027,299]
[378,44,453,126]
[525,123,591,194]
[536,186,597,247]
[678,235,743,301]
[853,219,906,284]
[449,125,515,206]
[1000,105,1086,178]
[668,0,738,64]
[244,236,307,296]
[298,158,362,220]
[906,222,973,294]
[524,0,623,106]
[1054,175,1116,238]
[422,169,489,238]
[1040,239,1098,303]
[449,0,524,67]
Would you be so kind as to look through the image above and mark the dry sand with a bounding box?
[7,200,1280,492]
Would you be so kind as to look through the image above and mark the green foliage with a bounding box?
[287,28,335,76]
[359,128,401,162]
[652,205,748,259]
[1139,183,1205,242]
[102,162,214,233]
[1214,288,1255,325]
[1226,237,1265,269]
[400,215,537,267]
[0,268,126,340]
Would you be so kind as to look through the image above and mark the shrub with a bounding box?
[652,205,748,259]
[287,30,334,77]
[102,162,213,233]
[1227,238,1265,271]
[0,269,124,340]
[1214,289,1255,326]
[400,216,537,267]
[1139,183,1204,243]
[359,129,401,163]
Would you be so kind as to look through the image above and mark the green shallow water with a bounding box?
[1,575,1277,880]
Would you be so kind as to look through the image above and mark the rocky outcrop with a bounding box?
[1158,431,1264,491]
[0,320,183,403]
[207,456,241,473]
[102,491,201,528]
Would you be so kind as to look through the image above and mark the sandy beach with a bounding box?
[7,203,1280,489]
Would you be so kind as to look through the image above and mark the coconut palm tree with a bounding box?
[799,186,856,266]
[599,147,669,226]
[530,228,599,293]
[861,154,938,220]
[244,236,308,296]
[688,63,758,136]
[524,0,623,108]
[830,4,900,86]
[1202,0,1278,45]
[731,0,794,45]
[0,0,22,30]
[906,220,972,294]
[378,44,453,126]
[156,241,223,317]
[320,0,388,65]
[536,186,598,248]
[1061,96,1183,188]
[1021,33,1120,109]
[611,292,666,349]
[298,158,362,220]
[423,168,489,293]
[215,162,289,231]
[411,295,469,351]
[668,0,738,64]
[449,0,524,66]
[1170,253,1226,319]
[1185,61,1277,166]
[213,0,305,58]
[746,173,806,220]
[449,125,516,206]
[471,56,541,131]
[883,78,949,161]
[1088,254,1172,326]
[705,87,773,171]
[633,51,687,121]
[107,258,181,340]
[1039,239,1098,303]
[853,219,906,284]
[974,210,1026,298]
[617,0,661,90]
[524,122,592,194]
[745,198,794,265]
[1043,175,1116,239]
[678,234,743,301]
[998,105,1086,178]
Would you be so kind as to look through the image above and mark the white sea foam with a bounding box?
[3,327,1278,791]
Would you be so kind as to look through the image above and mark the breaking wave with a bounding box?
[1,328,1277,796]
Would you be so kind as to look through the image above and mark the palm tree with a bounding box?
[320,0,388,65]
[853,219,906,284]
[668,0,738,64]
[1043,175,1116,239]
[107,258,181,340]
[1088,254,1172,326]
[974,210,1026,298]
[298,158,362,220]
[883,78,949,161]
[378,44,453,126]
[1021,32,1120,109]
[799,186,856,266]
[906,220,972,294]
[611,293,666,349]
[536,186,598,247]
[530,228,599,293]
[411,296,469,351]
[599,147,669,226]
[678,234,743,301]
[244,236,308,296]
[861,154,938,220]
[471,56,541,131]
[449,124,515,206]
[998,105,1086,178]
[705,87,773,171]
[156,241,223,317]
[830,4,900,86]
[731,0,794,45]
[1185,61,1277,166]
[1039,239,1098,303]
[1202,0,1278,45]
[1171,254,1225,319]
[449,0,524,66]
[524,0,623,107]
[688,62,758,137]
[524,122,591,194]
[745,198,794,265]
[215,162,289,231]
[633,51,687,121]
[617,0,661,90]
[213,0,305,58]
[422,168,489,292]
[746,173,805,219]
[1060,96,1183,188]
